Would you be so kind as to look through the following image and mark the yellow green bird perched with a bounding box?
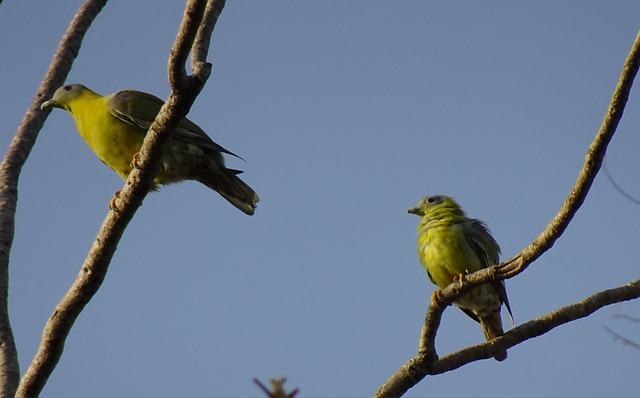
[408,195,513,361]
[41,84,259,215]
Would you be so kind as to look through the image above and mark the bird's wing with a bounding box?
[107,90,242,159]
[425,269,437,287]
[465,220,514,324]
[174,117,243,160]
[460,308,480,323]
[108,90,163,131]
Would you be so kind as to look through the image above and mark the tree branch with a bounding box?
[375,29,640,398]
[498,30,640,279]
[192,0,225,72]
[375,279,640,398]
[15,1,225,396]
[0,1,109,396]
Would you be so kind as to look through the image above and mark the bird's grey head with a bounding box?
[41,84,88,110]
[407,195,448,216]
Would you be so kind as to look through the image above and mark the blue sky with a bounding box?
[1,1,639,397]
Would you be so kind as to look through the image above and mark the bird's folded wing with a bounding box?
[108,90,242,159]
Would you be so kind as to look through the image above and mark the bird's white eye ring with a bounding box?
[427,196,436,204]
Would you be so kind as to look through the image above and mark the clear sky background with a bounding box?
[1,1,639,397]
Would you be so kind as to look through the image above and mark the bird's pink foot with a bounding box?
[131,152,141,169]
[431,290,444,308]
[453,271,469,286]
[109,190,121,212]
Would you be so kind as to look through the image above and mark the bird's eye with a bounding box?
[63,85,72,92]
[426,196,436,204]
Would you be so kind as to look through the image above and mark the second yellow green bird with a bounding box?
[41,84,259,215]
[408,195,513,361]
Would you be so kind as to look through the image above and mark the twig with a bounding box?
[603,325,640,350]
[602,157,640,204]
[255,378,300,398]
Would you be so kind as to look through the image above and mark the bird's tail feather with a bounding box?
[480,311,507,361]
[198,168,259,216]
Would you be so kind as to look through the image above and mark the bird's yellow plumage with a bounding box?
[42,84,259,215]
[417,222,484,287]
[58,87,142,180]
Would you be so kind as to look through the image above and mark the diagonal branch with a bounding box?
[497,29,640,278]
[15,1,226,396]
[375,279,640,398]
[0,1,109,396]
[375,30,640,398]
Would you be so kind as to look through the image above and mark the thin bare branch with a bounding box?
[611,305,640,322]
[15,0,225,396]
[603,325,640,350]
[602,157,640,204]
[497,30,640,279]
[0,1,109,396]
[417,302,443,361]
[167,0,208,90]
[192,0,226,71]
[375,279,640,398]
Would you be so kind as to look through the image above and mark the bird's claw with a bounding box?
[431,290,444,308]
[109,190,122,212]
[453,271,468,286]
[130,152,141,169]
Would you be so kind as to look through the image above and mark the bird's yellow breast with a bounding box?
[69,94,145,179]
[417,224,483,289]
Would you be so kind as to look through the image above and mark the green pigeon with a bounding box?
[42,84,259,215]
[408,195,513,361]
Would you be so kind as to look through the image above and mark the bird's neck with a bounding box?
[66,90,109,144]
[419,206,466,230]
[65,89,102,117]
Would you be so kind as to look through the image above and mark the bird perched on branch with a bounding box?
[41,84,259,215]
[408,195,513,361]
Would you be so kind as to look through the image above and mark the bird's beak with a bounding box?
[407,207,422,215]
[41,98,58,110]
